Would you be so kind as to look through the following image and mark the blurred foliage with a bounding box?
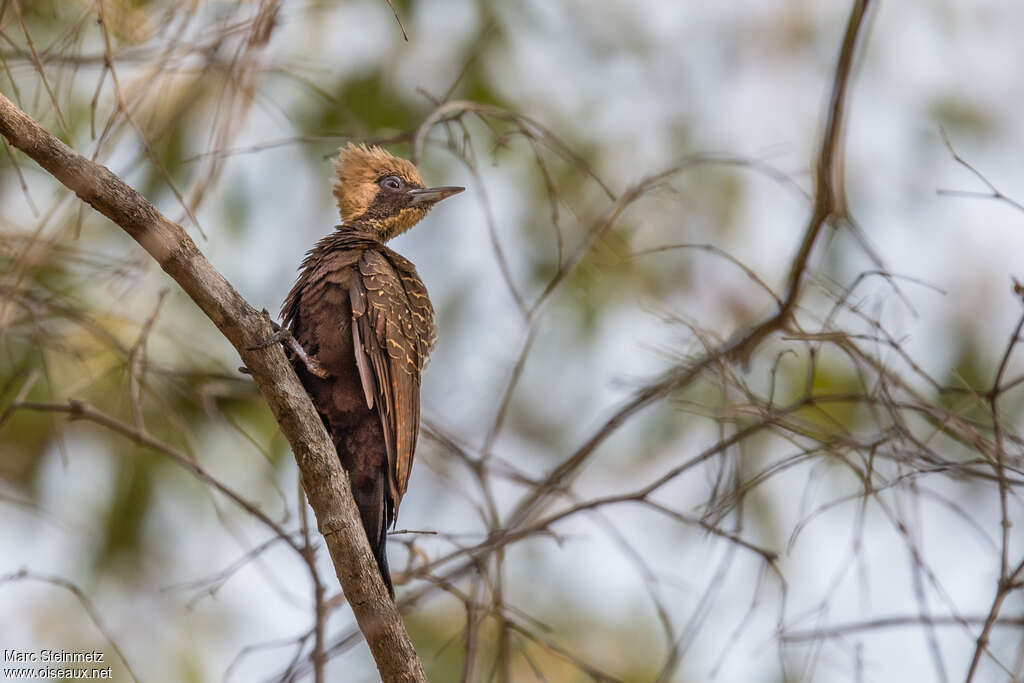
[96,448,157,572]
[931,94,998,139]
[2,1,1024,682]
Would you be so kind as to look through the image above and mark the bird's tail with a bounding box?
[372,523,394,598]
[352,474,395,598]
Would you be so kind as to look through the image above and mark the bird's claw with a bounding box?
[247,327,287,351]
[247,315,329,379]
[298,348,330,379]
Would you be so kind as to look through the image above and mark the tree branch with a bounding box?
[0,92,427,683]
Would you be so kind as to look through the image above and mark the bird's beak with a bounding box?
[408,186,465,206]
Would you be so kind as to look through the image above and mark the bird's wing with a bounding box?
[350,249,434,510]
[282,230,371,332]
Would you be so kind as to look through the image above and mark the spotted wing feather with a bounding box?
[352,249,435,509]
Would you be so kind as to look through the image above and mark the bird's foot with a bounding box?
[247,311,329,379]
[248,310,284,350]
[288,338,329,379]
[247,326,286,351]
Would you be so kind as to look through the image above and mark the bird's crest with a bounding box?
[332,143,424,223]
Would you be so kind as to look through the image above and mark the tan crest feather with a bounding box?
[332,143,424,222]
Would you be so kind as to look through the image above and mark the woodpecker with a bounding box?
[281,143,463,596]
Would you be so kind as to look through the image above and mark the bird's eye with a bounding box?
[379,176,403,191]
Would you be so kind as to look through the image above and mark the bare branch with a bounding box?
[0,569,141,683]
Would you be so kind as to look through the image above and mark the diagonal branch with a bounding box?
[496,0,874,532]
[0,92,427,683]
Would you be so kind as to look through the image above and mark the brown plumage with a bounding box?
[282,143,463,595]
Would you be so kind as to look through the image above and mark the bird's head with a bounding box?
[332,143,464,241]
